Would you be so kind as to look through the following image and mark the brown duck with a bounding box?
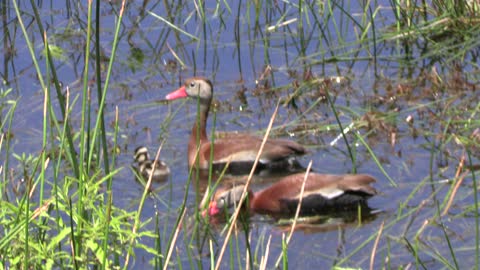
[166,77,306,174]
[207,172,377,217]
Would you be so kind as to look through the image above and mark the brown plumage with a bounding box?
[166,77,306,173]
[207,172,377,217]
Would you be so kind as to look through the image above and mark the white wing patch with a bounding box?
[293,188,344,200]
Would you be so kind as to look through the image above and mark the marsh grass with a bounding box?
[1,0,479,269]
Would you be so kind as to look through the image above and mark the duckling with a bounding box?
[133,146,170,181]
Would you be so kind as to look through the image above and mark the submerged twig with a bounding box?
[127,140,165,267]
[259,235,272,270]
[370,221,384,270]
[274,161,313,268]
[442,155,467,216]
[148,10,199,41]
[214,101,281,270]
[266,18,297,32]
[163,209,186,270]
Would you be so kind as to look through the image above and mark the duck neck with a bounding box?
[236,189,254,212]
[189,98,210,152]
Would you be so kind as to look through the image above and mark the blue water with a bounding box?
[2,0,479,269]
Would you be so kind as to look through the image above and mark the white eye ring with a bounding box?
[217,198,225,209]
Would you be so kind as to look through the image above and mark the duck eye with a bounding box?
[217,198,225,209]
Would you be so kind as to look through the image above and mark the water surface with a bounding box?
[2,1,479,268]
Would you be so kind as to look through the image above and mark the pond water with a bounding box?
[2,0,479,269]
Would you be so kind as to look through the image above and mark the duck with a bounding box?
[133,146,170,181]
[165,77,306,174]
[206,172,377,217]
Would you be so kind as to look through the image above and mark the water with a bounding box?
[2,0,479,268]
